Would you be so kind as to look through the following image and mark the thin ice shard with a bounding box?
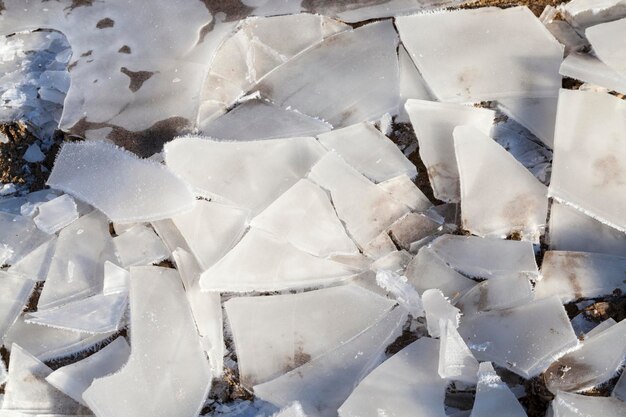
[33,195,78,234]
[0,272,35,342]
[586,18,626,77]
[536,251,626,302]
[7,238,57,282]
[254,306,407,417]
[45,337,130,406]
[458,296,579,378]
[378,175,433,213]
[454,125,548,241]
[0,212,52,266]
[550,391,626,416]
[396,7,563,102]
[317,122,417,183]
[497,97,558,149]
[470,362,527,417]
[112,224,169,267]
[47,141,195,223]
[338,338,447,417]
[404,99,495,203]
[164,136,327,215]
[549,89,626,232]
[225,285,395,387]
[438,319,479,384]
[422,289,461,338]
[308,152,410,248]
[251,179,357,257]
[83,267,211,417]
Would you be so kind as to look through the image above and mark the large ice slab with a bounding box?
[338,338,447,417]
[164,136,326,215]
[404,99,495,202]
[586,18,626,77]
[47,141,195,223]
[536,251,626,302]
[0,212,52,266]
[0,272,35,342]
[46,337,130,406]
[112,224,169,267]
[550,89,626,232]
[396,7,563,103]
[33,195,78,235]
[549,391,626,416]
[83,267,211,417]
[225,285,395,387]
[458,296,579,378]
[470,362,527,417]
[455,125,548,241]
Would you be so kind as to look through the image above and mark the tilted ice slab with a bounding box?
[560,52,626,95]
[470,362,527,417]
[46,337,130,406]
[250,179,357,258]
[200,228,357,292]
[404,100,495,203]
[33,195,78,235]
[0,272,35,342]
[549,391,626,416]
[164,136,326,215]
[458,296,579,378]
[455,125,548,241]
[550,89,626,231]
[378,175,433,213]
[586,18,626,77]
[112,224,169,267]
[438,319,479,384]
[225,285,395,387]
[455,274,534,317]
[536,251,626,302]
[0,212,52,266]
[83,267,211,417]
[254,21,400,127]
[544,318,626,393]
[396,7,563,103]
[6,237,56,281]
[498,97,558,149]
[338,338,447,417]
[254,306,407,417]
[308,152,410,249]
[47,141,195,223]
[422,289,461,338]
[38,210,112,309]
[549,202,626,257]
[317,122,417,183]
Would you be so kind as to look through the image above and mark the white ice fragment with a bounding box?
[0,272,35,342]
[102,261,130,295]
[112,224,169,267]
[470,362,527,417]
[404,99,495,203]
[378,174,433,213]
[164,136,326,215]
[338,337,447,417]
[22,144,45,163]
[45,337,130,406]
[498,97,558,148]
[1,344,86,414]
[586,18,626,77]
[308,152,410,248]
[47,141,195,223]
[0,212,52,265]
[560,52,626,95]
[550,391,626,416]
[25,293,128,334]
[455,274,534,317]
[422,289,461,338]
[544,318,626,393]
[458,296,579,378]
[254,306,407,417]
[226,284,395,387]
[455,125,548,241]
[536,251,626,302]
[397,7,563,103]
[375,270,424,317]
[83,267,211,417]
[438,319,479,384]
[549,89,626,232]
[33,195,78,235]
[254,21,399,127]
[8,238,56,282]
[38,211,112,309]
[317,122,417,183]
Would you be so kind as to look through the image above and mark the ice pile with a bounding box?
[1,3,626,417]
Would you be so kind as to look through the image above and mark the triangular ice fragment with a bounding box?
[497,97,558,149]
[470,362,527,417]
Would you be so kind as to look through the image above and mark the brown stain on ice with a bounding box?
[95,17,115,29]
[66,0,94,11]
[593,155,624,186]
[120,67,155,93]
[502,193,539,232]
[543,356,595,393]
[545,252,588,300]
[118,45,131,54]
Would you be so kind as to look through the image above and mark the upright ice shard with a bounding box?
[438,319,479,384]
[470,362,527,417]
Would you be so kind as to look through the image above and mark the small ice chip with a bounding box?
[33,194,79,234]
[22,143,46,163]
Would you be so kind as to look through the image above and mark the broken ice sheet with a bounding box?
[497,97,558,149]
[0,272,35,342]
[378,174,433,213]
[317,122,417,183]
[536,251,626,303]
[308,152,410,249]
[470,362,527,417]
[404,99,495,203]
[254,21,399,127]
[225,284,395,387]
[7,237,56,282]
[338,337,447,417]
[45,337,130,406]
[112,224,169,267]
[83,267,211,417]
[396,7,563,103]
[560,52,626,96]
[550,89,626,232]
[586,18,626,77]
[0,212,52,265]
[250,179,357,258]
[32,194,78,235]
[458,296,578,378]
[422,289,461,338]
[438,319,479,384]
[455,125,548,241]
[164,136,326,215]
[47,141,195,223]
[549,391,626,416]
[544,318,626,393]
[254,306,407,417]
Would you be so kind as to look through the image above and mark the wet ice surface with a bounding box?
[1,2,626,417]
